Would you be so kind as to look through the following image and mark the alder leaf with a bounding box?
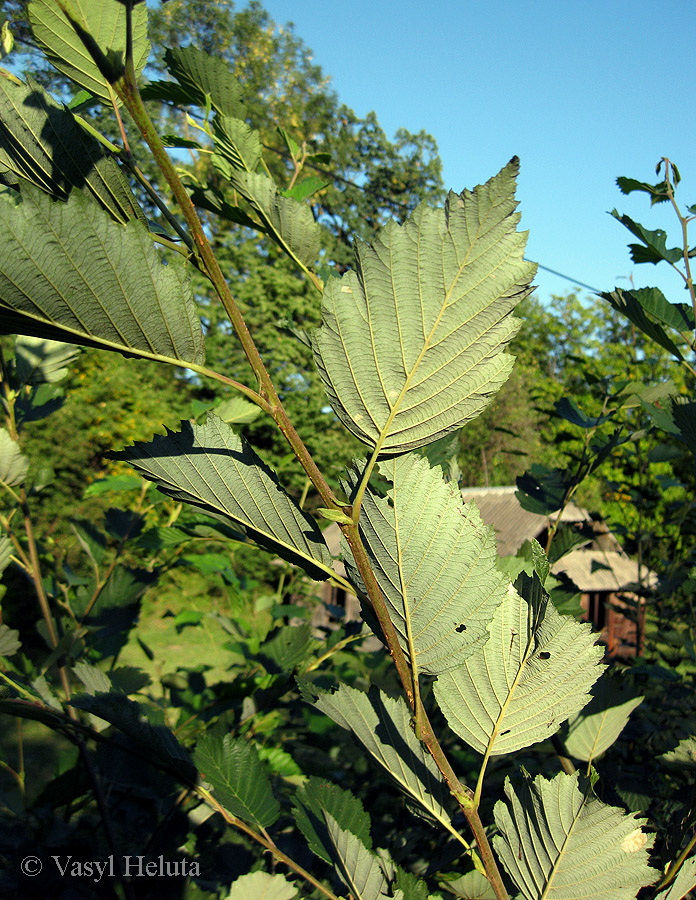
[656,856,696,900]
[292,776,373,864]
[28,0,150,102]
[228,170,321,269]
[323,813,399,900]
[342,453,507,674]
[0,185,205,366]
[303,681,453,830]
[0,76,143,223]
[195,732,280,829]
[0,428,29,487]
[225,871,298,900]
[14,336,79,385]
[493,771,659,900]
[433,582,604,756]
[163,46,246,118]
[562,677,643,763]
[112,415,334,581]
[311,159,535,454]
[213,115,263,173]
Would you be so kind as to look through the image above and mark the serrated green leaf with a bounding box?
[672,400,696,458]
[0,185,205,365]
[493,771,658,900]
[224,871,298,900]
[111,415,333,581]
[0,427,29,487]
[342,454,507,674]
[255,745,302,777]
[164,46,245,118]
[0,76,143,223]
[213,115,262,172]
[630,287,694,332]
[434,583,604,756]
[72,660,111,695]
[610,210,683,265]
[14,336,79,385]
[0,624,20,657]
[562,677,643,764]
[554,398,613,429]
[83,474,143,497]
[213,395,262,426]
[546,524,592,566]
[657,856,696,900]
[0,534,13,579]
[323,813,394,900]
[292,776,373,864]
[258,624,313,673]
[188,184,260,228]
[440,871,496,899]
[516,464,572,516]
[70,692,195,781]
[311,159,535,454]
[660,737,696,769]
[602,289,684,360]
[304,682,453,830]
[28,0,150,103]
[282,175,330,203]
[616,176,670,204]
[195,732,279,828]
[228,170,321,269]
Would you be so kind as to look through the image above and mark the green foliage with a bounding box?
[0,6,694,900]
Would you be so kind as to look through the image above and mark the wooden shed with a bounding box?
[319,486,654,658]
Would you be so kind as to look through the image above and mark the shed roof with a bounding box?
[460,486,587,557]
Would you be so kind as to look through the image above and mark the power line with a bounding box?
[265,142,603,295]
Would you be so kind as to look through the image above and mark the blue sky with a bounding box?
[248,0,694,307]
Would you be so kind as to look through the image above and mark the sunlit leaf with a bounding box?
[28,0,150,102]
[434,582,603,756]
[342,453,507,674]
[292,777,372,864]
[195,732,279,828]
[0,185,205,365]
[323,813,396,900]
[656,856,696,900]
[0,76,143,223]
[0,624,20,657]
[224,871,298,900]
[228,170,321,269]
[303,681,453,829]
[562,676,643,763]
[602,289,684,360]
[660,737,696,770]
[311,159,535,454]
[0,427,29,487]
[213,115,262,173]
[494,771,658,900]
[163,46,245,118]
[112,415,334,581]
[14,336,79,384]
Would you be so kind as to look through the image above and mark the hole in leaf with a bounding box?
[501,729,511,735]
[538,651,551,660]
[455,623,466,633]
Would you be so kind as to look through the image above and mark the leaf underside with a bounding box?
[323,813,395,900]
[28,0,150,102]
[562,676,643,763]
[0,76,143,223]
[311,158,536,454]
[434,584,604,756]
[112,415,333,581]
[493,771,658,900]
[342,453,508,674]
[305,681,452,829]
[0,185,205,365]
